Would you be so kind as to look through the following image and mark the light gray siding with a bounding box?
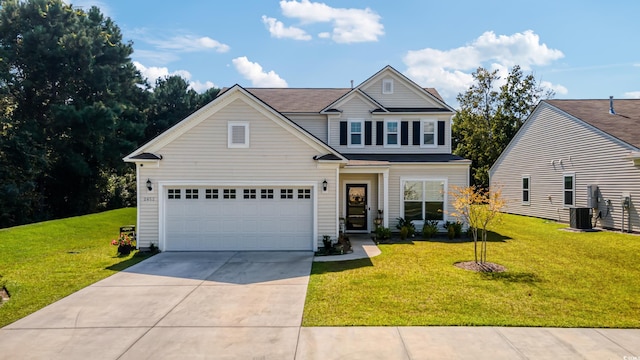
[288,114,328,143]
[361,75,442,108]
[491,103,640,232]
[136,97,339,249]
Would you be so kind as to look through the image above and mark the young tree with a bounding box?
[452,66,552,187]
[449,185,506,264]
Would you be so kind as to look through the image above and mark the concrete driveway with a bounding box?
[0,251,313,359]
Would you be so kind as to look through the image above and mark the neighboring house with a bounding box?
[124,66,470,251]
[490,98,640,232]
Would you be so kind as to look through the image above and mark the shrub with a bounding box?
[396,217,416,237]
[422,220,439,239]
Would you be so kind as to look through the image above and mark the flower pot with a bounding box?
[117,244,132,255]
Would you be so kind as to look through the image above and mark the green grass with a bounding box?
[303,214,640,328]
[0,208,152,327]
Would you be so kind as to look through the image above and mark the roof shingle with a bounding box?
[545,99,640,149]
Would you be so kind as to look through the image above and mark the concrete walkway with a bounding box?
[1,246,639,359]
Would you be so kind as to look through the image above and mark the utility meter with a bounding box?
[621,193,631,209]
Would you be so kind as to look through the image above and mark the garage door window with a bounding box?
[243,189,257,199]
[223,189,236,199]
[298,189,311,199]
[185,189,199,199]
[281,189,293,199]
[261,189,274,199]
[205,189,219,199]
[168,189,181,199]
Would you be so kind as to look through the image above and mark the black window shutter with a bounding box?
[376,121,384,145]
[365,121,372,145]
[437,121,445,145]
[340,121,347,145]
[413,121,421,145]
[401,121,409,145]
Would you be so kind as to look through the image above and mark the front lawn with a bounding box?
[303,214,640,327]
[0,208,152,327]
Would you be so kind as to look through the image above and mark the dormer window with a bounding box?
[228,122,249,148]
[382,79,394,94]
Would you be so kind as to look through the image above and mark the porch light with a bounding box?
[146,178,152,191]
[322,179,328,192]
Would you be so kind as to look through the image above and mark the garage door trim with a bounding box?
[158,181,318,251]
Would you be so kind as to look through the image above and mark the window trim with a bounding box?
[382,78,394,94]
[347,119,364,148]
[420,119,437,148]
[563,173,575,208]
[400,178,448,225]
[384,119,401,148]
[227,122,249,148]
[522,175,531,205]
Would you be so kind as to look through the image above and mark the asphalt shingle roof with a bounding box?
[545,99,640,149]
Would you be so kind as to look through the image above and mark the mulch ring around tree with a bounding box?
[454,261,507,273]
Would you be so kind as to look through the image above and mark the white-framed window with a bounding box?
[243,189,256,199]
[223,189,236,199]
[384,120,400,147]
[185,189,199,199]
[402,179,446,222]
[522,176,531,205]
[382,78,394,94]
[348,119,364,148]
[421,120,436,147]
[168,189,181,199]
[228,122,249,148]
[298,189,311,199]
[261,189,274,199]
[280,189,293,199]
[205,189,218,199]
[563,173,575,207]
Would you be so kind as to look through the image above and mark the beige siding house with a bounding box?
[490,99,640,232]
[125,66,470,251]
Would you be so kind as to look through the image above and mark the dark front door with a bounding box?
[346,184,367,231]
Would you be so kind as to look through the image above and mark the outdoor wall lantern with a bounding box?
[322,179,328,192]
[146,178,152,191]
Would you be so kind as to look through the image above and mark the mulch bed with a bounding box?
[454,261,507,273]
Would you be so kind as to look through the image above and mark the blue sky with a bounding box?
[73,0,639,107]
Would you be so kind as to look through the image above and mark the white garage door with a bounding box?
[164,186,314,251]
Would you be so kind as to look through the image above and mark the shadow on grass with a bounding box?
[311,257,374,275]
[480,271,542,284]
[419,230,512,244]
[106,251,156,272]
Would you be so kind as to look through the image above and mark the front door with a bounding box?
[346,184,367,231]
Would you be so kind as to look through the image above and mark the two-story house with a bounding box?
[124,66,470,251]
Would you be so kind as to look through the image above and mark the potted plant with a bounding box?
[111,234,135,255]
[373,209,383,227]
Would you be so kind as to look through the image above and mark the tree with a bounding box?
[452,65,552,187]
[0,0,147,225]
[449,185,506,264]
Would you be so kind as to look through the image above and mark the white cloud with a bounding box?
[277,0,384,43]
[231,57,288,87]
[541,81,568,95]
[624,91,640,99]
[147,35,230,53]
[261,15,311,40]
[404,30,565,101]
[133,61,216,93]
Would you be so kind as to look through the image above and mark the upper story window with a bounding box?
[382,79,394,94]
[563,174,575,207]
[421,120,436,147]
[228,122,249,148]
[385,120,400,147]
[348,119,364,148]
